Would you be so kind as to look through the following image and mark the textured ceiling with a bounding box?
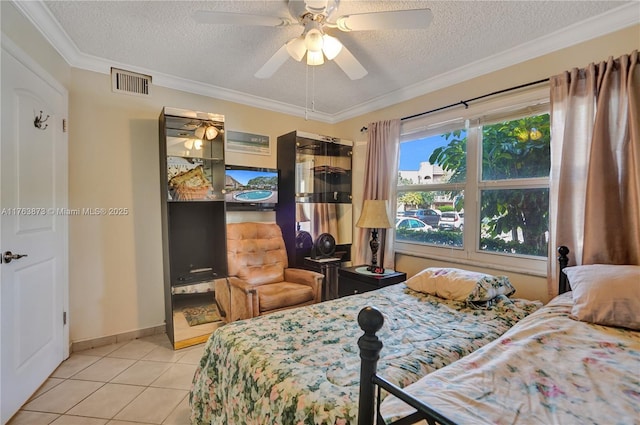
[15,1,638,122]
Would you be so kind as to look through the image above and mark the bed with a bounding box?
[358,246,640,425]
[189,272,541,425]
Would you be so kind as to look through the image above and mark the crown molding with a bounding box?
[152,71,334,123]
[12,0,638,124]
[1,32,67,96]
[332,2,639,122]
[10,0,335,123]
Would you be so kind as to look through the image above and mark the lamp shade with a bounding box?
[356,200,392,229]
[205,125,218,140]
[306,50,324,65]
[195,124,218,140]
[322,34,343,60]
[286,36,306,62]
[305,28,324,52]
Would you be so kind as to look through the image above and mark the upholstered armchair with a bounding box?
[214,222,324,322]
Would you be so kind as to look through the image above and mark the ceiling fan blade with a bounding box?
[255,44,291,79]
[193,11,294,27]
[333,45,367,80]
[334,9,433,32]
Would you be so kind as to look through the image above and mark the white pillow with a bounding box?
[564,264,640,330]
[405,267,515,302]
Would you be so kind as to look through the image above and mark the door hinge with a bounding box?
[63,311,67,325]
[62,118,67,133]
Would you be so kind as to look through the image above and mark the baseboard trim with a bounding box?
[71,324,166,353]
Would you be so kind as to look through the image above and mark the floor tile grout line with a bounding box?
[161,392,190,425]
[12,334,203,425]
[26,376,66,404]
[22,379,107,416]
[103,381,151,423]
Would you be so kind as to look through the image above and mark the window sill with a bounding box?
[394,247,548,278]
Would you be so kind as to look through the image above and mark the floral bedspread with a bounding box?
[189,283,541,425]
[380,292,640,424]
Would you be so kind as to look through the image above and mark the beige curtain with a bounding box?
[549,50,640,295]
[355,119,401,269]
[310,203,338,241]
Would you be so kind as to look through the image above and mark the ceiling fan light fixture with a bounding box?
[321,34,342,60]
[194,124,219,140]
[205,125,218,140]
[286,36,306,61]
[307,50,324,65]
[304,28,324,52]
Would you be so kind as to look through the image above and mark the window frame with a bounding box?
[395,87,550,276]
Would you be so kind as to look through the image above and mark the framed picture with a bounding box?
[226,130,270,155]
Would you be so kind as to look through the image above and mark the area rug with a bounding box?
[182,303,221,327]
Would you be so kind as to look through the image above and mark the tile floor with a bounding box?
[8,334,205,425]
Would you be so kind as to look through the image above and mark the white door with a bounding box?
[1,42,69,424]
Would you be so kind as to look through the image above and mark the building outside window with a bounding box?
[395,89,550,274]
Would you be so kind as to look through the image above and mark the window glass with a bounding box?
[481,114,550,180]
[399,130,467,185]
[480,188,549,256]
[396,189,463,247]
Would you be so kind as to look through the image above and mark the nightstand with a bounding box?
[303,257,343,301]
[338,266,407,298]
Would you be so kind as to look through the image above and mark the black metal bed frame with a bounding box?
[356,246,571,425]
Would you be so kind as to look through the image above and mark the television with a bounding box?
[225,165,279,211]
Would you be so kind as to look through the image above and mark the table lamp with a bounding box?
[356,199,392,273]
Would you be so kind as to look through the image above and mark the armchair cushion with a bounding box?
[258,283,315,312]
[227,221,288,285]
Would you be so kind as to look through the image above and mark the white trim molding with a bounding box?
[12,0,639,124]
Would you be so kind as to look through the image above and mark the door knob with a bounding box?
[3,251,28,263]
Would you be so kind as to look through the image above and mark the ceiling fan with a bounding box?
[193,0,433,80]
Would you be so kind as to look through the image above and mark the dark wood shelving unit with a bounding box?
[159,107,227,349]
[276,131,353,269]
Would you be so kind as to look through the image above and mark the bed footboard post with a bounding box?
[558,246,570,294]
[358,306,384,425]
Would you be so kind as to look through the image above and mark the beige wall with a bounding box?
[67,70,342,342]
[4,0,638,341]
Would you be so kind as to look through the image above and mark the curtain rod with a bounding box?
[360,77,550,132]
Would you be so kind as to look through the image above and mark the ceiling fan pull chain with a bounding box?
[305,63,309,120]
[312,65,316,112]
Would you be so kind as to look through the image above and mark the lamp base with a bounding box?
[366,265,385,274]
[355,266,393,276]
[368,228,381,273]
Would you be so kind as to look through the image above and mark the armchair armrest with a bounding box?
[226,276,259,321]
[284,268,324,301]
[227,276,258,294]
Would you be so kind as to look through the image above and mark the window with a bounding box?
[396,89,550,274]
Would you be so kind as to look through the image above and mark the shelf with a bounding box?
[166,156,225,202]
[171,279,217,295]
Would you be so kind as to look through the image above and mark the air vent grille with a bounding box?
[111,67,151,96]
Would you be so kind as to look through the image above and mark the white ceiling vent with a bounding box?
[111,67,151,96]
